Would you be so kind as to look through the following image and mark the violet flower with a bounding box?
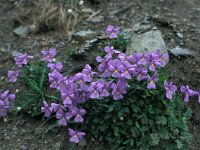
[41,48,57,62]
[133,66,148,81]
[48,72,63,89]
[111,79,127,100]
[164,80,177,100]
[96,56,112,78]
[82,64,96,82]
[56,109,72,126]
[14,54,33,67]
[1,90,16,102]
[7,70,21,82]
[145,52,161,71]
[68,128,85,143]
[104,46,120,60]
[41,101,53,117]
[100,81,113,97]
[108,60,123,78]
[120,65,136,79]
[180,85,196,102]
[47,62,62,73]
[0,100,9,117]
[106,25,120,39]
[88,81,104,99]
[147,71,158,89]
[61,93,74,106]
[72,108,86,123]
[156,49,169,66]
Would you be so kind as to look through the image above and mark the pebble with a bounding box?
[20,145,28,150]
[73,30,97,41]
[13,26,29,38]
[176,32,183,39]
[169,46,194,57]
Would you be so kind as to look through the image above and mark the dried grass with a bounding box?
[33,0,78,38]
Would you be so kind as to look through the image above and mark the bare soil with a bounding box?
[0,0,200,149]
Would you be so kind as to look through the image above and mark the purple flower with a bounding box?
[180,85,196,102]
[51,103,61,112]
[108,60,123,78]
[0,100,9,117]
[133,66,148,81]
[57,76,76,94]
[47,62,62,73]
[82,64,96,82]
[14,54,33,67]
[145,52,161,71]
[41,101,53,117]
[100,81,113,97]
[164,80,177,100]
[120,65,136,79]
[96,56,112,78]
[147,71,158,89]
[7,70,21,82]
[106,25,120,39]
[56,109,72,126]
[118,53,132,67]
[111,79,127,100]
[104,46,120,60]
[72,108,86,123]
[1,90,16,102]
[68,128,85,143]
[156,49,169,66]
[61,93,74,106]
[48,72,63,89]
[41,48,57,62]
[88,81,104,99]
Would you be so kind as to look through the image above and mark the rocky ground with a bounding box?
[0,0,200,149]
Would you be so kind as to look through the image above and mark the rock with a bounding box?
[176,32,183,39]
[73,30,97,41]
[87,16,104,24]
[81,8,93,14]
[126,28,167,55]
[169,46,194,57]
[0,47,7,53]
[132,23,151,33]
[52,142,63,150]
[13,26,29,38]
[20,145,28,150]
[11,50,22,57]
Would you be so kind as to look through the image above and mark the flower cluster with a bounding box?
[0,90,15,117]
[0,53,34,117]
[40,25,200,144]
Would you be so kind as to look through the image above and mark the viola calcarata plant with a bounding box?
[1,24,200,149]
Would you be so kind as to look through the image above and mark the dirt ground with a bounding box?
[0,0,200,149]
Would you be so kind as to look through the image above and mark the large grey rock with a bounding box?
[169,46,194,57]
[13,26,29,38]
[73,30,97,41]
[126,27,167,55]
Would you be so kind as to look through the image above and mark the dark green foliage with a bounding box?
[81,77,192,150]
[16,62,59,116]
[112,33,130,51]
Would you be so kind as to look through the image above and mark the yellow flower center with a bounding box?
[114,70,118,73]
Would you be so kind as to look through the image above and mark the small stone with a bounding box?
[169,46,194,57]
[176,32,183,39]
[20,145,28,150]
[11,50,22,57]
[132,22,151,33]
[0,47,7,52]
[13,26,29,38]
[127,29,167,55]
[52,142,63,150]
[86,16,104,24]
[81,8,93,14]
[73,30,97,41]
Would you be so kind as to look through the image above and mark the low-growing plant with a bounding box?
[1,25,200,150]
